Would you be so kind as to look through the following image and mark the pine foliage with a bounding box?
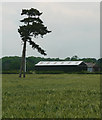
[18,8,51,55]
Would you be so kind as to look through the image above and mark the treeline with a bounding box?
[0,55,102,73]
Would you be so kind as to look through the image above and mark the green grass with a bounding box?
[2,74,100,118]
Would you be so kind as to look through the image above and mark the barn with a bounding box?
[85,62,100,72]
[35,61,87,73]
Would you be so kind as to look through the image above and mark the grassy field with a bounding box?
[2,74,100,118]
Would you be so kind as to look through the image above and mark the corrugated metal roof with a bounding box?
[35,61,83,66]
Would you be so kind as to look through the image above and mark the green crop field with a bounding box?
[2,74,101,118]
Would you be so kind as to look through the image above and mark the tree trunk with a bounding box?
[19,41,26,78]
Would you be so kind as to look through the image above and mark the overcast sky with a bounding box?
[1,2,100,59]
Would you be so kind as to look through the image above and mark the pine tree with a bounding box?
[18,8,51,77]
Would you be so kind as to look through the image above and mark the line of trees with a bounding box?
[1,56,102,73]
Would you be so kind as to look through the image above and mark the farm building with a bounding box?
[85,63,100,72]
[35,61,87,73]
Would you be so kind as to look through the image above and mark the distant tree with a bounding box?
[65,57,70,61]
[71,55,79,61]
[97,58,102,71]
[18,8,51,77]
[2,56,21,71]
[82,58,97,63]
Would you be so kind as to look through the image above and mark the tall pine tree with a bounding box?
[18,8,51,77]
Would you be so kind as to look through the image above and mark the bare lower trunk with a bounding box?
[19,41,26,78]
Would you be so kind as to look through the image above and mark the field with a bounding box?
[2,74,100,118]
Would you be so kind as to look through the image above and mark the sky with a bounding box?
[1,2,100,59]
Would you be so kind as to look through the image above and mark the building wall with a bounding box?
[87,67,93,72]
[35,64,87,72]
